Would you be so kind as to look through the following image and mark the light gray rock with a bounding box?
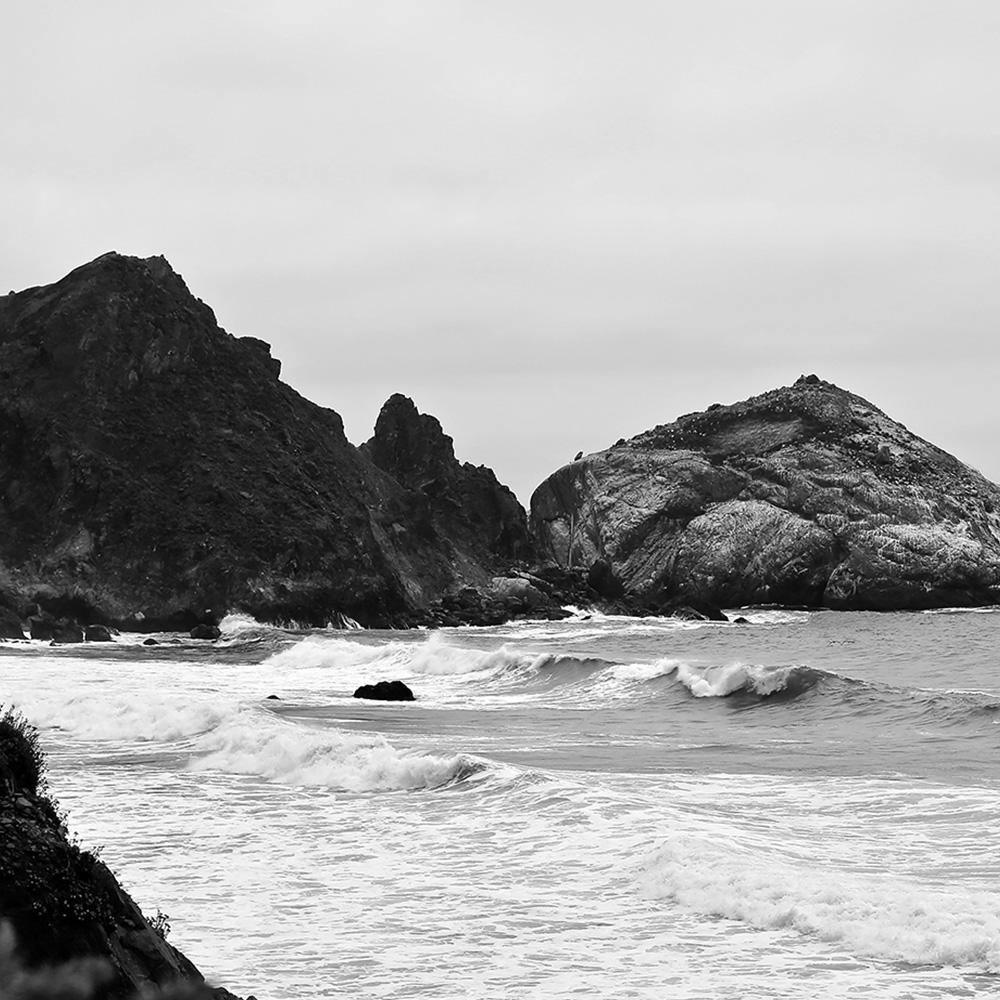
[530,376,1000,610]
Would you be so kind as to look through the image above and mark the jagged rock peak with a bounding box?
[365,393,457,489]
[363,394,533,565]
[0,251,282,379]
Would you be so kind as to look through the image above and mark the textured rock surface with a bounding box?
[0,253,527,627]
[530,376,1000,610]
[362,394,531,569]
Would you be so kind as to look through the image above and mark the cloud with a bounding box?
[4,1,999,500]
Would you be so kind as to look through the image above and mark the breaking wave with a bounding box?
[15,688,483,793]
[191,716,482,792]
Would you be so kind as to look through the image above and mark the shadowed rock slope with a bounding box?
[362,393,531,569]
[0,253,524,628]
[530,375,1000,610]
[0,709,243,999]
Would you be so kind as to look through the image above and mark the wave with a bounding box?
[262,631,543,678]
[249,630,1000,728]
[640,838,1000,970]
[16,691,232,742]
[17,685,484,793]
[190,715,482,792]
[673,662,827,699]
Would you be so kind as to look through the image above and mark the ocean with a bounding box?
[4,608,999,999]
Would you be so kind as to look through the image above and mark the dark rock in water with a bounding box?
[733,616,751,624]
[0,254,528,630]
[85,624,114,642]
[190,624,222,640]
[665,604,728,622]
[0,606,25,639]
[34,619,84,643]
[0,709,245,998]
[142,636,159,645]
[353,680,415,702]
[28,618,54,641]
[531,376,1000,611]
[266,694,281,700]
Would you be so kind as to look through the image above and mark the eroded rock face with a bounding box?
[0,254,526,627]
[530,376,1000,610]
[362,394,531,568]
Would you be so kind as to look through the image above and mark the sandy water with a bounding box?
[3,608,999,998]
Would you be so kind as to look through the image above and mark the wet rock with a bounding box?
[353,680,415,701]
[0,607,25,640]
[44,621,84,643]
[0,710,246,998]
[85,624,114,642]
[142,637,159,645]
[190,624,221,640]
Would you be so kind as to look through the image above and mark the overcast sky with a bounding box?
[5,1,999,501]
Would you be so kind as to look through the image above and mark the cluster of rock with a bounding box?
[0,711,246,999]
[3,253,1000,623]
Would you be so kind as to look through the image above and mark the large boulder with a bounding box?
[488,576,547,610]
[530,376,1000,610]
[0,607,24,640]
[190,624,222,640]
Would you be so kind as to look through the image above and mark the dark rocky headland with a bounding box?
[0,708,245,999]
[2,253,999,629]
[0,253,542,632]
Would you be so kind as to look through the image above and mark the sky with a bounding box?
[5,1,1000,502]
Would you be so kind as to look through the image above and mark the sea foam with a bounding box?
[191,715,479,792]
[640,839,1000,969]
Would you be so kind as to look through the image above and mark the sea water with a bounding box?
[3,609,999,998]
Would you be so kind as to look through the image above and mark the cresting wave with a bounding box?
[639,837,1000,971]
[256,632,1000,725]
[260,632,831,702]
[16,689,481,794]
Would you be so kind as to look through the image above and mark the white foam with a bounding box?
[17,691,232,742]
[609,658,681,682]
[191,715,475,792]
[675,662,802,697]
[640,838,1000,970]
[262,631,538,680]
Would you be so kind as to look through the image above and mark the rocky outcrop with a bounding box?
[353,680,415,701]
[530,376,1000,610]
[362,394,531,568]
[0,253,528,628]
[0,709,243,998]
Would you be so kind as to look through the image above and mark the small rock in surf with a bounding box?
[353,680,415,702]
